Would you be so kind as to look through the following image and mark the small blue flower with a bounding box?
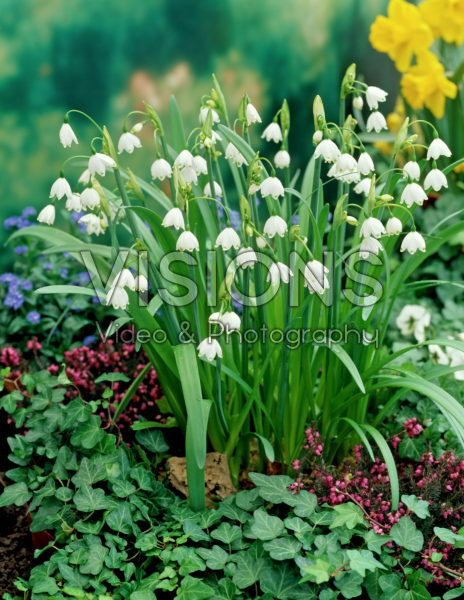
[4,290,25,310]
[14,245,28,255]
[63,252,71,258]
[0,273,18,285]
[43,263,54,271]
[83,335,96,346]
[71,211,84,223]
[4,216,20,230]
[16,218,33,230]
[22,207,37,218]
[59,268,69,279]
[20,280,33,291]
[292,214,299,225]
[26,311,41,324]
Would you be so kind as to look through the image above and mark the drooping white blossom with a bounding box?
[357,152,375,176]
[215,227,241,251]
[162,207,185,231]
[246,103,262,125]
[237,247,258,269]
[365,86,388,110]
[386,217,402,236]
[303,260,330,295]
[221,311,241,332]
[151,158,172,181]
[174,149,194,170]
[88,153,116,177]
[199,106,220,124]
[274,150,291,169]
[225,143,248,167]
[192,155,208,175]
[197,337,222,361]
[360,217,385,239]
[260,177,285,199]
[403,161,421,181]
[118,132,142,154]
[66,193,82,212]
[354,177,373,196]
[329,154,360,184]
[400,231,426,254]
[261,122,283,143]
[50,177,72,200]
[267,262,293,286]
[204,181,223,197]
[396,305,430,342]
[79,169,92,185]
[353,96,364,110]
[366,111,388,133]
[401,183,427,208]
[360,237,383,259]
[314,139,340,163]
[80,187,100,210]
[134,275,148,292]
[176,231,200,252]
[59,122,78,148]
[263,215,288,238]
[180,166,198,185]
[106,286,129,310]
[78,213,107,236]
[112,269,136,291]
[37,204,56,225]
[424,169,448,192]
[427,138,452,161]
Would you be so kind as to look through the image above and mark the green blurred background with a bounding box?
[0,0,396,255]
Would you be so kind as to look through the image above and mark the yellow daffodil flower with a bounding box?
[370,0,433,72]
[419,0,464,45]
[401,52,458,119]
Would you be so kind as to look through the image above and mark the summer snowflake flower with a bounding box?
[88,153,116,177]
[446,338,464,381]
[174,149,194,169]
[401,183,427,208]
[396,305,430,342]
[106,286,129,310]
[180,166,198,185]
[360,217,385,239]
[267,262,293,286]
[274,150,291,169]
[263,215,288,238]
[201,131,222,149]
[314,139,340,163]
[199,106,220,124]
[369,0,433,72]
[221,311,241,332]
[134,275,148,292]
[176,231,199,252]
[427,138,452,161]
[261,122,283,143]
[78,213,107,236]
[208,312,222,324]
[365,86,388,110]
[256,236,267,249]
[401,231,426,254]
[192,155,208,175]
[118,132,142,154]
[303,260,330,295]
[424,169,448,192]
[79,169,92,185]
[66,193,82,212]
[329,154,360,184]
[354,177,373,196]
[112,269,136,291]
[37,205,55,225]
[50,177,72,200]
[260,177,285,199]
[80,187,100,210]
[428,344,449,366]
[403,161,421,181]
[151,158,172,181]
[225,143,248,167]
[215,227,241,251]
[360,237,383,259]
[357,152,375,175]
[386,217,403,236]
[198,337,222,361]
[204,182,222,197]
[353,96,364,110]
[366,111,387,133]
[237,247,258,269]
[59,122,78,148]
[246,103,262,126]
[162,208,185,230]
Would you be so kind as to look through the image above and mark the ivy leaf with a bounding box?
[31,577,59,595]
[175,575,215,600]
[329,503,365,530]
[106,502,134,535]
[130,592,156,600]
[212,579,237,600]
[231,553,265,589]
[71,457,107,487]
[62,399,91,429]
[70,415,104,449]
[248,473,295,504]
[346,549,386,577]
[135,429,169,453]
[433,527,464,548]
[249,509,285,541]
[300,558,332,584]
[390,517,424,552]
[112,480,137,498]
[56,487,74,502]
[211,522,243,546]
[0,482,31,507]
[80,543,109,575]
[58,563,89,588]
[260,562,314,599]
[401,495,430,519]
[73,484,115,512]
[334,571,363,599]
[263,537,302,560]
[292,491,317,517]
[365,529,392,554]
[196,545,229,570]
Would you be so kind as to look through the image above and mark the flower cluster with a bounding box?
[370,0,459,118]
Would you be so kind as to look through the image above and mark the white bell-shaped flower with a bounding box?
[360,237,383,259]
[357,152,375,176]
[396,305,430,342]
[66,193,82,212]
[174,149,194,169]
[88,153,116,177]
[215,227,241,251]
[37,205,55,225]
[274,150,291,169]
[427,138,452,161]
[134,275,148,292]
[199,106,220,124]
[365,86,388,110]
[112,269,136,291]
[59,122,78,148]
[303,260,330,294]
[314,139,340,163]
[354,177,373,196]
[331,154,360,184]
[386,217,402,236]
[79,169,92,185]
[225,143,248,167]
[106,286,129,310]
[353,96,364,110]
[261,122,283,143]
[263,215,288,238]
[176,231,200,252]
[50,177,72,200]
[424,169,448,192]
[260,177,285,199]
[400,231,426,255]
[256,236,267,249]
[360,217,385,239]
[204,181,223,197]
[246,103,262,125]
[78,213,107,236]
[237,247,258,269]
[192,155,208,175]
[162,208,185,230]
[401,183,427,208]
[80,187,100,210]
[208,312,222,325]
[267,262,293,286]
[197,337,222,361]
[429,344,449,365]
[366,111,387,133]
[403,161,421,181]
[151,158,172,181]
[181,166,198,185]
[221,311,241,332]
[118,132,142,154]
